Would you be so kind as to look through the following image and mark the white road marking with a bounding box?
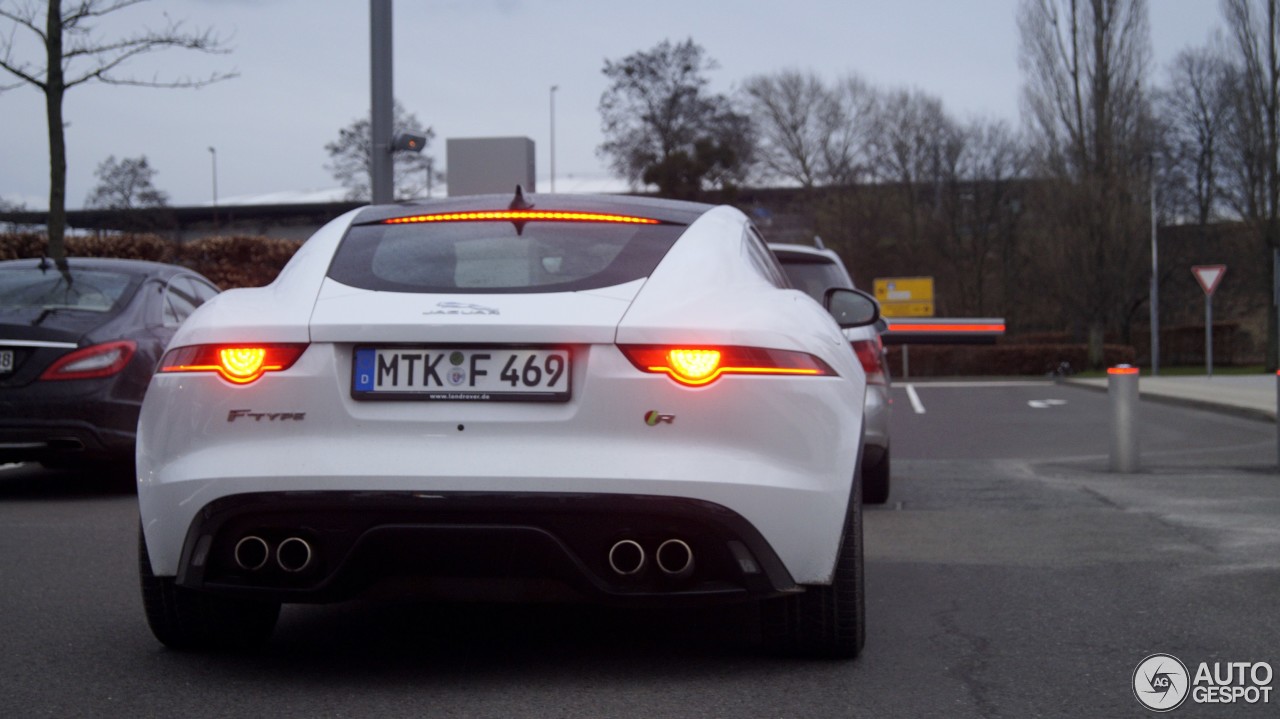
[1028,399,1069,409]
[905,384,926,414]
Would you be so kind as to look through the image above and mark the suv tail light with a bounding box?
[619,345,834,386]
[158,344,308,385]
[851,337,888,386]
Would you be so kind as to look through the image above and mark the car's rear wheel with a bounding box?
[862,449,890,505]
[760,471,865,658]
[138,528,280,650]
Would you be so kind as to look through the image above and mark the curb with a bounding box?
[1058,378,1277,424]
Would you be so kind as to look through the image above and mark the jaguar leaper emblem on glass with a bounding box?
[423,301,499,316]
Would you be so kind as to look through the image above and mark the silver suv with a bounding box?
[770,242,891,504]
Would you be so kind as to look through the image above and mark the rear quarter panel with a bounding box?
[164,209,362,348]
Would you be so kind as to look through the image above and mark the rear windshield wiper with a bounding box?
[32,305,68,326]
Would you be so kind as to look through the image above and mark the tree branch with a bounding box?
[61,0,150,28]
[0,5,48,44]
[0,3,48,91]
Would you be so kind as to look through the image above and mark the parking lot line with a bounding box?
[905,384,926,414]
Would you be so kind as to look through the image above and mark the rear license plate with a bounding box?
[352,347,570,401]
[0,349,12,374]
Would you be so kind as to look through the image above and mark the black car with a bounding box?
[0,257,220,472]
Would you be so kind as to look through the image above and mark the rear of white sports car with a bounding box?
[136,193,873,656]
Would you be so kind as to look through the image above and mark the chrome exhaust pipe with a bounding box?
[655,539,694,579]
[233,536,271,572]
[276,536,314,573]
[607,539,646,576]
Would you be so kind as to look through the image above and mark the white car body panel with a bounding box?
[308,277,644,345]
[769,242,890,453]
[164,209,361,348]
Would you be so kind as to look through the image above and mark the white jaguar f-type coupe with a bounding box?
[136,190,879,657]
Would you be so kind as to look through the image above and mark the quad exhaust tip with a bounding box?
[233,536,271,572]
[655,539,695,579]
[276,537,314,573]
[607,539,646,576]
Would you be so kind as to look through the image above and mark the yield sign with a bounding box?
[1192,265,1226,296]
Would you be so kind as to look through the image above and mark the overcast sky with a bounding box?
[0,0,1228,209]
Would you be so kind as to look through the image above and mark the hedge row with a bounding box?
[0,232,302,289]
[4,232,1147,377]
[884,343,1138,377]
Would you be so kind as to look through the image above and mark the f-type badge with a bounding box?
[423,301,499,316]
[644,411,675,426]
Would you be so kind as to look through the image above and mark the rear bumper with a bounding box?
[862,383,891,452]
[170,491,798,606]
[0,355,150,464]
[0,390,139,464]
[0,421,134,464]
[137,352,864,587]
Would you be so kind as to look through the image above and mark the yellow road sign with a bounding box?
[880,301,935,318]
[874,277,935,317]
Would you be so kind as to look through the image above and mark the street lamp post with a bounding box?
[550,85,558,193]
[1149,153,1159,376]
[208,146,218,229]
[370,0,394,204]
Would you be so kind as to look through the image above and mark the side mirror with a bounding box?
[823,288,880,329]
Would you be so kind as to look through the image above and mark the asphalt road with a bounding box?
[2,380,1277,718]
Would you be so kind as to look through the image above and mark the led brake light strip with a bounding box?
[382,210,661,225]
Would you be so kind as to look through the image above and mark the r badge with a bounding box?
[644,411,675,426]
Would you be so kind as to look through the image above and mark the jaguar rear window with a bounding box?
[327,218,687,294]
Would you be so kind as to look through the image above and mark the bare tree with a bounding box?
[0,0,234,263]
[741,70,877,189]
[1220,0,1280,369]
[932,119,1028,317]
[84,154,168,209]
[741,70,828,188]
[822,75,880,186]
[325,101,438,202]
[867,88,954,247]
[598,38,752,199]
[1158,44,1232,228]
[1018,0,1153,365]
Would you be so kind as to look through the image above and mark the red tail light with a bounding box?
[619,345,834,386]
[158,344,308,385]
[40,340,137,380]
[851,337,888,386]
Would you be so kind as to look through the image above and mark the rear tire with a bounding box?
[761,471,866,658]
[138,528,280,651]
[862,449,890,505]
